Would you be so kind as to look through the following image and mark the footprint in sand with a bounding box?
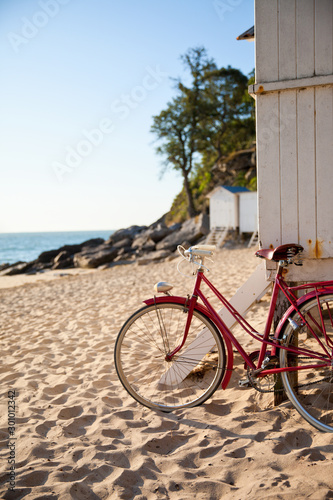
[0,372,25,383]
[35,420,57,437]
[199,445,223,459]
[53,465,92,483]
[224,446,246,459]
[93,450,130,468]
[43,384,70,396]
[61,414,96,437]
[16,469,49,488]
[141,415,178,434]
[57,405,83,420]
[272,429,312,455]
[112,410,134,420]
[92,379,111,389]
[297,447,326,461]
[69,480,102,499]
[143,433,190,455]
[50,394,69,405]
[28,442,56,460]
[101,396,123,407]
[101,428,124,439]
[97,364,113,374]
[113,469,144,491]
[65,376,83,386]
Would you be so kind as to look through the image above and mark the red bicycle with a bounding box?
[114,244,333,432]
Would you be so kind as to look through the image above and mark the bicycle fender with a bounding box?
[272,288,333,355]
[143,296,234,390]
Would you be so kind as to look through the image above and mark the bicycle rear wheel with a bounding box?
[280,293,333,432]
[114,302,226,411]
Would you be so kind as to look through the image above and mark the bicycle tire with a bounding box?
[114,302,226,411]
[279,293,333,432]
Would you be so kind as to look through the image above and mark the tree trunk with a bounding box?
[183,171,196,218]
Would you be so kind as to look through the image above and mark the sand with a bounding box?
[1,248,333,499]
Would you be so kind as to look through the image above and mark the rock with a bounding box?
[146,222,172,243]
[37,239,104,264]
[52,259,73,270]
[156,214,209,252]
[112,237,133,250]
[137,249,171,265]
[54,250,70,263]
[168,222,182,232]
[132,234,156,252]
[116,247,136,258]
[1,215,214,275]
[38,249,62,264]
[52,251,74,270]
[73,245,119,268]
[0,263,11,272]
[131,233,148,249]
[113,252,136,263]
[141,238,156,252]
[80,238,105,248]
[0,261,35,276]
[105,226,146,245]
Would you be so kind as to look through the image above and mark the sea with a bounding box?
[0,230,114,265]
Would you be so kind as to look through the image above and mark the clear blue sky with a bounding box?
[0,0,254,233]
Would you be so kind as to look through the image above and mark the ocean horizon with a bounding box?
[0,230,115,265]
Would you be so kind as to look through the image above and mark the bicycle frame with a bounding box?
[145,262,333,390]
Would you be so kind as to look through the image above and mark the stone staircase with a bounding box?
[248,230,259,248]
[205,227,230,248]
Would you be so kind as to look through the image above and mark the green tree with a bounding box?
[202,66,254,162]
[151,47,215,218]
[152,47,255,220]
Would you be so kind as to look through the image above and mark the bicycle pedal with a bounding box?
[238,377,252,388]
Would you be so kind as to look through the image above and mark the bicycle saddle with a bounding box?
[256,243,304,262]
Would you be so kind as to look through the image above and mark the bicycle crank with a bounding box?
[246,354,281,394]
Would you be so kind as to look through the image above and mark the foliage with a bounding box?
[151,47,256,222]
[151,48,215,218]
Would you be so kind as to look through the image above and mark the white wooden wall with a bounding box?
[209,190,238,229]
[239,192,258,233]
[250,0,333,280]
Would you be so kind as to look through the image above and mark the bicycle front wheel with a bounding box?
[280,293,333,432]
[114,302,226,411]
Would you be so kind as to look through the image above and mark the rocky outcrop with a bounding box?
[73,245,119,269]
[105,226,147,245]
[212,145,256,187]
[0,214,211,275]
[0,261,35,276]
[156,214,209,251]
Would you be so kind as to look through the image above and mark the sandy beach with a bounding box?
[1,247,333,499]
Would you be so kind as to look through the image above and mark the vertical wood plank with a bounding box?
[256,93,281,247]
[296,0,315,78]
[279,90,298,244]
[255,0,279,82]
[297,88,317,258]
[315,86,333,258]
[279,0,297,80]
[315,0,333,76]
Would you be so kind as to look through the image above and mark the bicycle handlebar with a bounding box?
[184,245,216,257]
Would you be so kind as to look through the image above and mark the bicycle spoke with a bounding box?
[114,302,226,410]
[280,294,333,432]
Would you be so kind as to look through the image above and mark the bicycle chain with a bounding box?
[248,357,333,394]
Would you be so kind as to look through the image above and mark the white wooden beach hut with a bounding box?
[239,191,258,234]
[249,0,333,281]
[206,186,257,246]
[207,186,258,246]
[207,185,250,230]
